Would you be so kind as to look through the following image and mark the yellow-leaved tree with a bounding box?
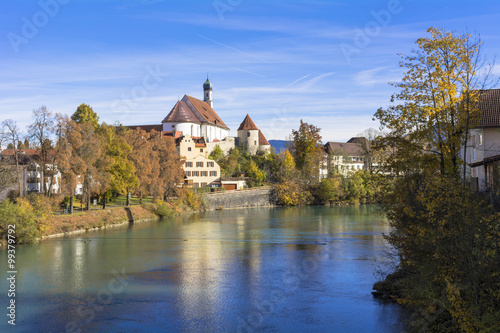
[374,27,482,177]
[373,28,500,332]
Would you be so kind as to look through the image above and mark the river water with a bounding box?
[1,205,407,332]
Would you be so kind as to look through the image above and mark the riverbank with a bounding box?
[37,205,159,240]
[0,193,205,245]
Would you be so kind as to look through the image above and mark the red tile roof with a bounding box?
[238,114,259,130]
[478,89,500,127]
[162,100,199,124]
[162,131,182,138]
[258,130,270,146]
[125,124,163,133]
[182,95,229,129]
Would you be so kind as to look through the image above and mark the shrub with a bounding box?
[0,199,39,244]
[153,200,175,218]
[184,191,204,210]
[272,181,313,206]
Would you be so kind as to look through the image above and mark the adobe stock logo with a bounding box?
[340,0,404,63]
[213,0,243,21]
[7,0,70,54]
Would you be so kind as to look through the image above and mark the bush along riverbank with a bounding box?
[272,170,386,206]
[0,190,207,245]
[372,175,500,332]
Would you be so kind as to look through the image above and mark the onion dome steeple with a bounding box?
[203,74,213,107]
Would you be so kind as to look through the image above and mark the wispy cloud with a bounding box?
[354,66,399,87]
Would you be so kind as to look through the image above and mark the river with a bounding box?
[1,205,407,332]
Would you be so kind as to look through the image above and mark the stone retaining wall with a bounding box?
[203,187,272,210]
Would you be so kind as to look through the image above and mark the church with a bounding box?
[127,76,270,188]
[160,76,270,154]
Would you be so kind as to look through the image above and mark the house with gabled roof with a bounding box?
[0,149,64,195]
[465,89,500,191]
[176,134,221,188]
[322,140,366,177]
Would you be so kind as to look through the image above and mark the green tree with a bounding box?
[314,176,343,204]
[101,124,138,206]
[343,170,367,203]
[209,144,224,162]
[244,159,265,187]
[72,103,100,129]
[0,199,38,244]
[290,120,322,182]
[220,147,240,177]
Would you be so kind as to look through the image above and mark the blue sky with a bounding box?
[1,0,500,142]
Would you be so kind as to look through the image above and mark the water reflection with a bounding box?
[0,205,407,332]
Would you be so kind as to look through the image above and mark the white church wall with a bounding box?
[202,124,229,142]
[163,122,201,137]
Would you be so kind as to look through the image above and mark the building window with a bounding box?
[200,149,203,152]
[185,171,191,176]
[247,132,250,137]
[185,162,193,167]
[201,183,207,187]
[207,162,214,167]
[196,162,203,167]
[210,171,217,177]
[188,147,191,151]
[194,183,199,188]
[202,171,208,177]
[193,171,199,177]
[472,135,476,146]
[472,149,476,161]
[479,134,483,145]
[254,140,257,145]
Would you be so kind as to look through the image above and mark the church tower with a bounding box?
[237,114,260,154]
[203,75,213,108]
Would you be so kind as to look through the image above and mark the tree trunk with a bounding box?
[69,195,73,214]
[102,196,106,209]
[15,151,22,197]
[126,189,130,206]
[41,164,45,196]
[86,183,91,211]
